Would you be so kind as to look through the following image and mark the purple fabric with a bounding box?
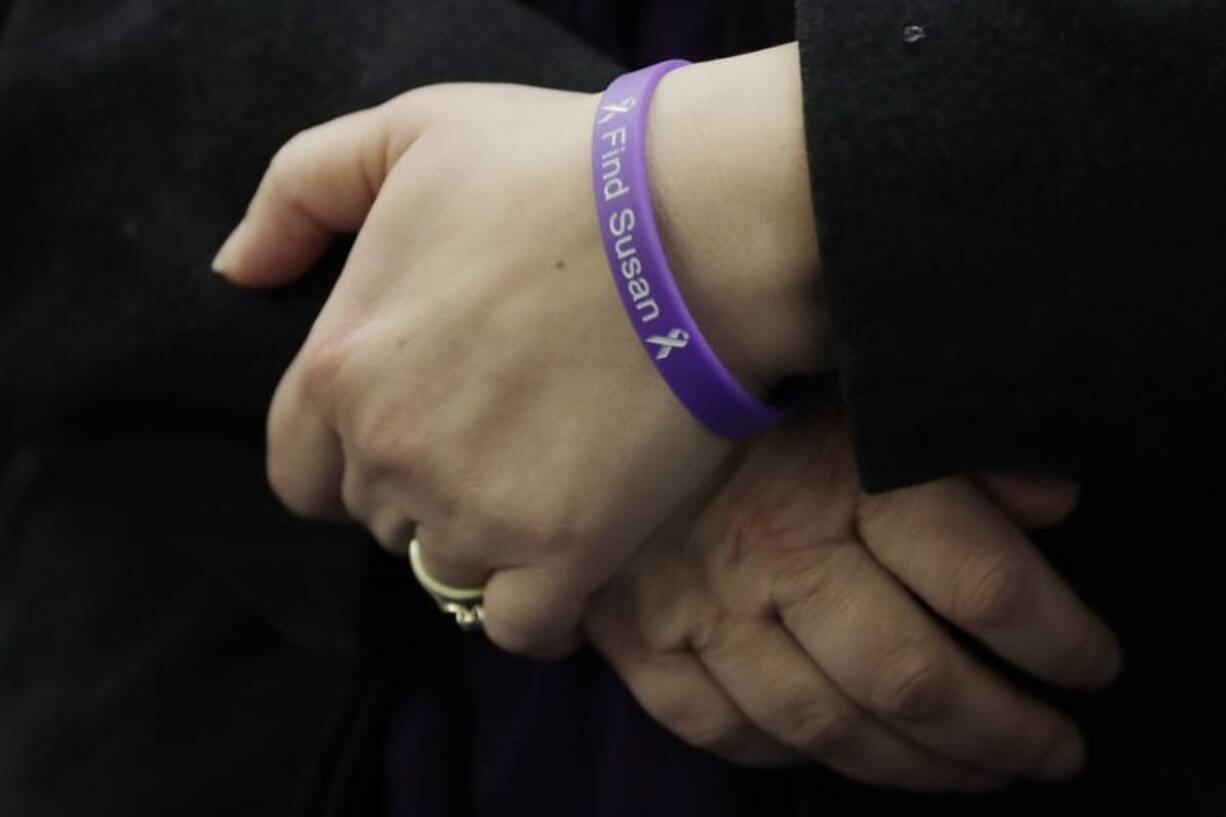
[388,633,798,816]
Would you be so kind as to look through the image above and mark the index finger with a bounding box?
[856,477,1122,691]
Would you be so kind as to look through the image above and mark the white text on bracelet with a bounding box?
[598,110,660,325]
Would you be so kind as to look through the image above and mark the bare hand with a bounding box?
[585,413,1120,791]
[212,46,825,658]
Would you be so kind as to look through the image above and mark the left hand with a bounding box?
[212,47,826,657]
[585,412,1121,789]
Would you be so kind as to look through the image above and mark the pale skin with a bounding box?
[214,45,823,660]
[212,43,1120,788]
[586,408,1119,789]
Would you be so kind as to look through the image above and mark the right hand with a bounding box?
[212,45,825,659]
[584,412,1120,791]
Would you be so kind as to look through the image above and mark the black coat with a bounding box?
[795,3,1226,810]
[1,0,1221,814]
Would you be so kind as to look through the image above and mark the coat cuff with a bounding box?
[795,0,1226,491]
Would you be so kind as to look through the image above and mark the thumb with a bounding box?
[211,102,416,287]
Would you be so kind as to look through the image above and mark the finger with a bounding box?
[858,478,1121,690]
[211,101,422,287]
[482,561,590,660]
[584,594,798,767]
[265,358,347,519]
[694,615,1004,792]
[414,527,590,659]
[975,472,1081,528]
[337,463,414,555]
[772,541,1086,781]
[412,526,492,590]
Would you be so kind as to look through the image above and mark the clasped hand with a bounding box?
[214,52,1119,790]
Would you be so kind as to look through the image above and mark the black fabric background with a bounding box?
[792,2,1226,809]
[0,1,618,813]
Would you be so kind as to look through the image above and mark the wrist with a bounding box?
[645,44,831,391]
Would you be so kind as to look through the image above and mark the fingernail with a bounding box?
[1040,735,1086,779]
[211,220,246,274]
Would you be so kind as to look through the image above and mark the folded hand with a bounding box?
[214,48,824,659]
[585,411,1120,790]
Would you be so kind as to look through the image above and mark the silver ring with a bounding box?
[408,537,485,632]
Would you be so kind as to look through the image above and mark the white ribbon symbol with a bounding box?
[646,328,691,360]
[597,97,637,125]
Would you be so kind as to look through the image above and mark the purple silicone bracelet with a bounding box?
[592,60,784,440]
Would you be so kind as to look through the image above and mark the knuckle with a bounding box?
[869,648,951,720]
[853,490,894,529]
[351,404,417,474]
[267,129,315,183]
[264,457,298,513]
[485,617,537,657]
[769,542,857,614]
[781,699,857,757]
[951,557,1031,629]
[688,719,757,757]
[388,83,445,113]
[656,696,752,756]
[635,585,706,654]
[855,486,924,538]
[685,611,734,656]
[265,452,330,519]
[338,464,372,523]
[485,605,563,660]
[298,328,355,402]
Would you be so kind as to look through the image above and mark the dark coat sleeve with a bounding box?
[795,0,1226,491]
[0,2,621,813]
